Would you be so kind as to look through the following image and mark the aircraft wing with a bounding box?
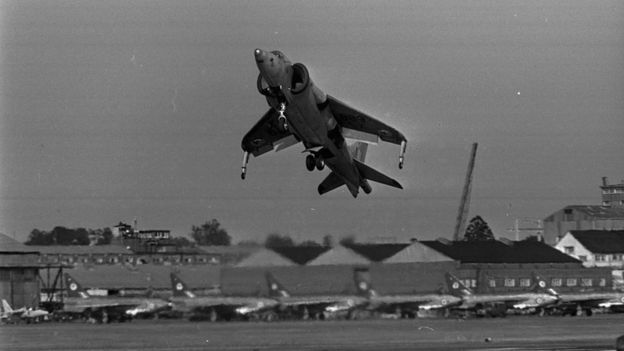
[241,108,299,157]
[327,95,406,145]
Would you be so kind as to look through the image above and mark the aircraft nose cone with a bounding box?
[254,48,265,62]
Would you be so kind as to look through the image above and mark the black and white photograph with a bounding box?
[1,1,623,350]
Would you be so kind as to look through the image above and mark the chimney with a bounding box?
[602,177,609,186]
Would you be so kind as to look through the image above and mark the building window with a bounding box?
[595,254,605,262]
[488,279,496,288]
[504,278,516,287]
[564,246,575,255]
[578,255,587,261]
[599,278,607,287]
[519,278,531,287]
[614,254,623,261]
[566,278,577,287]
[581,278,593,287]
[551,278,562,287]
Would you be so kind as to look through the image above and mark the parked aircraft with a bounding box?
[61,273,170,323]
[354,271,462,318]
[241,49,407,197]
[265,271,368,320]
[445,273,559,317]
[1,299,48,323]
[169,273,278,321]
[543,285,624,316]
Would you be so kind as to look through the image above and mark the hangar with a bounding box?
[0,233,41,308]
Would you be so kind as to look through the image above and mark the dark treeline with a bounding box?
[25,227,113,245]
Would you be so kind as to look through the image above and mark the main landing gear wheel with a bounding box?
[315,157,325,171]
[305,155,315,171]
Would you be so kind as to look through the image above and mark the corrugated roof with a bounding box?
[569,230,624,254]
[0,233,40,253]
[383,242,455,263]
[235,248,295,267]
[307,245,369,266]
[29,245,133,255]
[346,243,410,262]
[271,246,330,265]
[420,239,581,264]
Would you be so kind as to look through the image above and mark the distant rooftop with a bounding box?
[568,230,624,254]
[546,205,624,220]
[0,233,40,254]
[420,239,581,264]
[346,243,410,262]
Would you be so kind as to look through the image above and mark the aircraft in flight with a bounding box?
[60,273,170,322]
[353,271,462,318]
[445,273,559,317]
[265,271,368,320]
[241,49,407,197]
[169,272,278,321]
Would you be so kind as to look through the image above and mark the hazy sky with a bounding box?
[1,0,623,244]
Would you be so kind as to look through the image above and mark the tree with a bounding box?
[264,233,295,248]
[94,228,114,245]
[463,215,495,242]
[339,235,356,247]
[299,240,322,247]
[170,236,195,248]
[25,229,52,245]
[190,219,231,246]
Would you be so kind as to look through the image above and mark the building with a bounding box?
[0,234,41,308]
[555,230,624,268]
[542,205,624,245]
[601,177,624,208]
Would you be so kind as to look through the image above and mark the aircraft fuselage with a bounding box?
[254,49,362,196]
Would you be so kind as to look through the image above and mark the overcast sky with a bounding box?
[1,0,623,244]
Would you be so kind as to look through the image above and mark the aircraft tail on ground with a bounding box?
[2,299,14,313]
[445,273,473,297]
[353,160,402,189]
[353,269,376,298]
[265,272,290,298]
[530,273,558,296]
[170,273,196,298]
[64,273,90,299]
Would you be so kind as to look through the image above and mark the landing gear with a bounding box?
[277,102,288,131]
[305,154,325,171]
[306,155,315,171]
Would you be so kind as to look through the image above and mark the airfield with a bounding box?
[2,315,623,351]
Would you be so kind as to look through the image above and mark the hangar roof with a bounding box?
[420,239,581,264]
[29,245,133,255]
[235,248,296,267]
[568,230,624,254]
[545,205,624,220]
[383,242,455,263]
[0,233,39,254]
[271,246,330,265]
[346,243,410,262]
[307,245,369,266]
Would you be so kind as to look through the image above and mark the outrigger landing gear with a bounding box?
[398,140,407,169]
[241,151,249,179]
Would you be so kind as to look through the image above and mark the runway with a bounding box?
[1,314,622,351]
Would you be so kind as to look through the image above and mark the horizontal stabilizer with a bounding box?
[353,160,402,189]
[318,172,345,195]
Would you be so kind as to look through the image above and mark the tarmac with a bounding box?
[1,314,623,351]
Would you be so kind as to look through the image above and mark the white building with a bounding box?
[555,230,624,268]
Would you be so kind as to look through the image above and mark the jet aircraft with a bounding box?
[541,283,624,316]
[61,273,169,323]
[1,299,49,323]
[265,271,368,320]
[445,273,559,317]
[169,273,278,321]
[241,49,407,197]
[354,271,462,318]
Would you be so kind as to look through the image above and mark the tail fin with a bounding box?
[64,273,90,299]
[530,273,558,296]
[445,273,473,297]
[170,273,196,298]
[353,160,402,189]
[353,269,376,298]
[2,299,13,313]
[265,272,290,298]
[349,142,368,163]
